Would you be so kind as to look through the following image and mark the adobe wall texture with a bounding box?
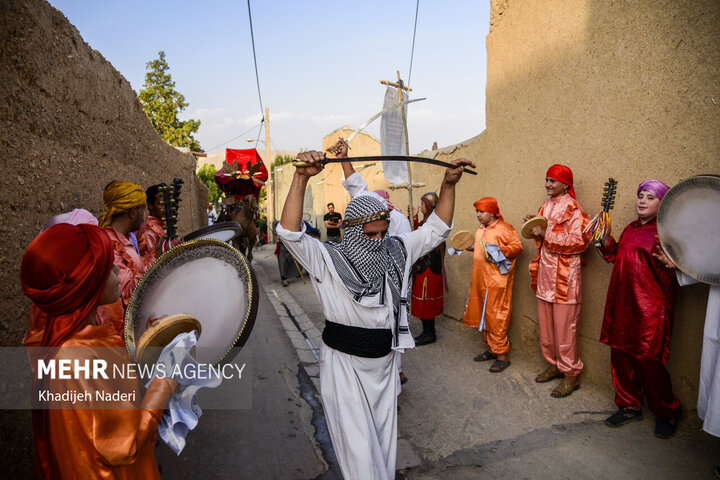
[1,1,208,472]
[425,0,719,407]
[0,0,208,345]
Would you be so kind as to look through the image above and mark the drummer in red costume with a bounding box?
[462,197,523,372]
[96,181,149,334]
[598,180,681,438]
[138,183,167,265]
[411,192,445,345]
[525,164,590,397]
[20,223,176,479]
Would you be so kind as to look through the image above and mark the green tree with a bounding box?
[138,51,202,151]
[197,163,224,203]
[271,153,295,171]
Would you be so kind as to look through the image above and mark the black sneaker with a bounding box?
[605,407,643,427]
[654,417,678,438]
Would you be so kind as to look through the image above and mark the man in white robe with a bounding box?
[656,250,720,476]
[276,149,473,480]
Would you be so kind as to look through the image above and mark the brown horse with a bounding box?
[219,195,258,262]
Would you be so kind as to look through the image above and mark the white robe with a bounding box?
[276,213,451,480]
[677,271,720,437]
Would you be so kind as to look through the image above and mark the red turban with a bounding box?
[473,197,503,220]
[21,223,114,349]
[546,164,576,199]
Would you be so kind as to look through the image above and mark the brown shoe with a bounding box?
[535,367,564,383]
[550,382,580,398]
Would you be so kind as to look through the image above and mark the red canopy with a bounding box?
[214,148,269,200]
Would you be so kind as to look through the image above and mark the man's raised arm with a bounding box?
[434,158,476,227]
[279,151,325,232]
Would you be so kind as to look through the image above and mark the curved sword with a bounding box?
[346,97,426,143]
[292,155,477,175]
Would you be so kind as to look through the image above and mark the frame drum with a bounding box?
[124,239,259,364]
[657,174,720,285]
[184,221,242,243]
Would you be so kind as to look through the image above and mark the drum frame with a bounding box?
[183,221,242,243]
[657,174,720,285]
[123,238,259,364]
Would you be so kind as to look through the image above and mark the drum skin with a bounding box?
[124,239,259,364]
[184,221,242,243]
[657,174,720,285]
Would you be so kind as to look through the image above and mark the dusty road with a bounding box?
[159,244,720,479]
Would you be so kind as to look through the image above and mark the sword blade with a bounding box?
[346,98,426,143]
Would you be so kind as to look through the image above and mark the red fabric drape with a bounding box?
[214,148,269,200]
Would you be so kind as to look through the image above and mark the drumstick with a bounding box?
[291,256,306,284]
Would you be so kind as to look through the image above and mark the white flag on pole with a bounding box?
[380,87,409,184]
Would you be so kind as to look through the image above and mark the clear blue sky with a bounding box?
[48,0,490,154]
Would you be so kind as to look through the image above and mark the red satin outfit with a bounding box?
[600,218,681,418]
[411,243,445,319]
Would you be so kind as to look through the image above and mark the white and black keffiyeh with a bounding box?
[323,196,408,337]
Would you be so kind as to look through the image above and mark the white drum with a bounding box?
[657,174,720,285]
[124,239,258,364]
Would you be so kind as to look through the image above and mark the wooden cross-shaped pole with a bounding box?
[380,71,419,229]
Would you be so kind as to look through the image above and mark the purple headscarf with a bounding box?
[42,208,98,231]
[637,180,670,200]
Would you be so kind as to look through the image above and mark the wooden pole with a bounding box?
[380,71,416,230]
[265,106,275,243]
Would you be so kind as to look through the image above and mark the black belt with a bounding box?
[322,320,393,358]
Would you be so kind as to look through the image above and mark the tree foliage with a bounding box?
[138,51,202,151]
[197,163,224,204]
[271,154,295,171]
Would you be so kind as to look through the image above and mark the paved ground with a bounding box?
[251,243,720,480]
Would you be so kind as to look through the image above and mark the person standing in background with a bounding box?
[324,202,342,243]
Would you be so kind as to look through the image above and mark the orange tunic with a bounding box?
[40,324,175,479]
[138,216,165,266]
[462,219,523,354]
[528,194,590,304]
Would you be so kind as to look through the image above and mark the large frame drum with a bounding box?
[124,239,259,364]
[657,174,720,285]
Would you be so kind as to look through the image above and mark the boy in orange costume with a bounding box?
[462,197,523,372]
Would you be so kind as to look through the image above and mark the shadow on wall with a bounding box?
[432,0,718,408]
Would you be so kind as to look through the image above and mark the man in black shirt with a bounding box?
[324,202,342,243]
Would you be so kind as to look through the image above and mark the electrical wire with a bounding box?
[407,0,420,86]
[247,0,265,121]
[207,123,263,152]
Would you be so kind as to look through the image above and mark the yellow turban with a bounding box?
[98,181,147,227]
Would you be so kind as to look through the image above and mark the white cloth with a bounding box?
[485,243,512,274]
[379,87,409,184]
[676,271,720,437]
[343,172,412,237]
[276,213,451,480]
[147,331,222,454]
